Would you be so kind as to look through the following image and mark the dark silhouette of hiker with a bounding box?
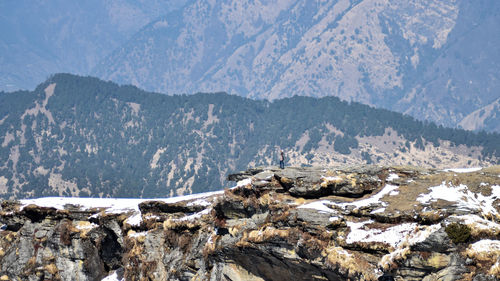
[279,150,285,169]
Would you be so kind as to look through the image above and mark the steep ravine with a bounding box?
[0,165,499,280]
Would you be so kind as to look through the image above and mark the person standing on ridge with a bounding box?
[279,150,285,169]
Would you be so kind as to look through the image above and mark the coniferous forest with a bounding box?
[0,74,498,199]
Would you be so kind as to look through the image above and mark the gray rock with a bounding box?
[139,200,206,214]
[0,165,498,281]
[411,228,454,253]
[421,265,468,281]
[292,208,338,229]
[472,274,498,281]
[266,166,384,198]
[227,168,266,182]
[34,229,47,239]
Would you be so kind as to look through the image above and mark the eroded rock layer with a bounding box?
[0,165,499,280]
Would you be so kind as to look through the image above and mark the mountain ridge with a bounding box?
[0,73,498,199]
[0,0,185,92]
[92,0,500,133]
[2,1,499,132]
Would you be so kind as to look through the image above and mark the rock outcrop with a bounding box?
[0,165,499,280]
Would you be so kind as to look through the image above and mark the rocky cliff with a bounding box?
[1,165,500,280]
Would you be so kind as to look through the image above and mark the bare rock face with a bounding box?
[273,166,385,198]
[0,165,499,280]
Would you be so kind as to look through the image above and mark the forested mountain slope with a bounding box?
[3,1,499,132]
[0,74,498,199]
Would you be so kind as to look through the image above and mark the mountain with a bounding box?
[459,98,500,133]
[0,74,498,199]
[3,1,499,132]
[0,0,186,92]
[92,0,500,132]
[1,165,500,280]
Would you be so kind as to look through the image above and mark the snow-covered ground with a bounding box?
[296,166,500,270]
[345,220,417,247]
[297,200,337,213]
[101,270,122,281]
[20,191,224,228]
[17,178,253,230]
[417,182,500,217]
[19,178,253,214]
[20,190,224,214]
[442,167,482,173]
[297,183,400,214]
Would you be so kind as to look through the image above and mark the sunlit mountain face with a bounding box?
[93,0,500,132]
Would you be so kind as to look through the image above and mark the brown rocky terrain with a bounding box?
[0,165,499,280]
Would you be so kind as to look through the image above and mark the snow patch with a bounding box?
[320,176,343,187]
[443,167,482,173]
[371,208,386,214]
[417,182,500,216]
[322,176,342,181]
[150,148,166,169]
[0,176,8,194]
[101,271,123,281]
[346,220,417,247]
[236,178,252,187]
[450,214,500,233]
[20,190,225,213]
[297,200,337,214]
[75,222,99,231]
[298,184,400,216]
[389,190,399,196]
[469,239,500,253]
[339,184,399,209]
[129,231,147,238]
[387,173,399,181]
[126,213,142,226]
[187,199,211,207]
[177,208,211,221]
[145,214,160,220]
[407,224,442,244]
[379,224,441,269]
[329,216,341,222]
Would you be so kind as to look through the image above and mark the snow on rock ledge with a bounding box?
[0,165,498,280]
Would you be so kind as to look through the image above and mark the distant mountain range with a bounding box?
[93,0,500,133]
[1,0,499,133]
[0,0,184,92]
[0,74,498,199]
